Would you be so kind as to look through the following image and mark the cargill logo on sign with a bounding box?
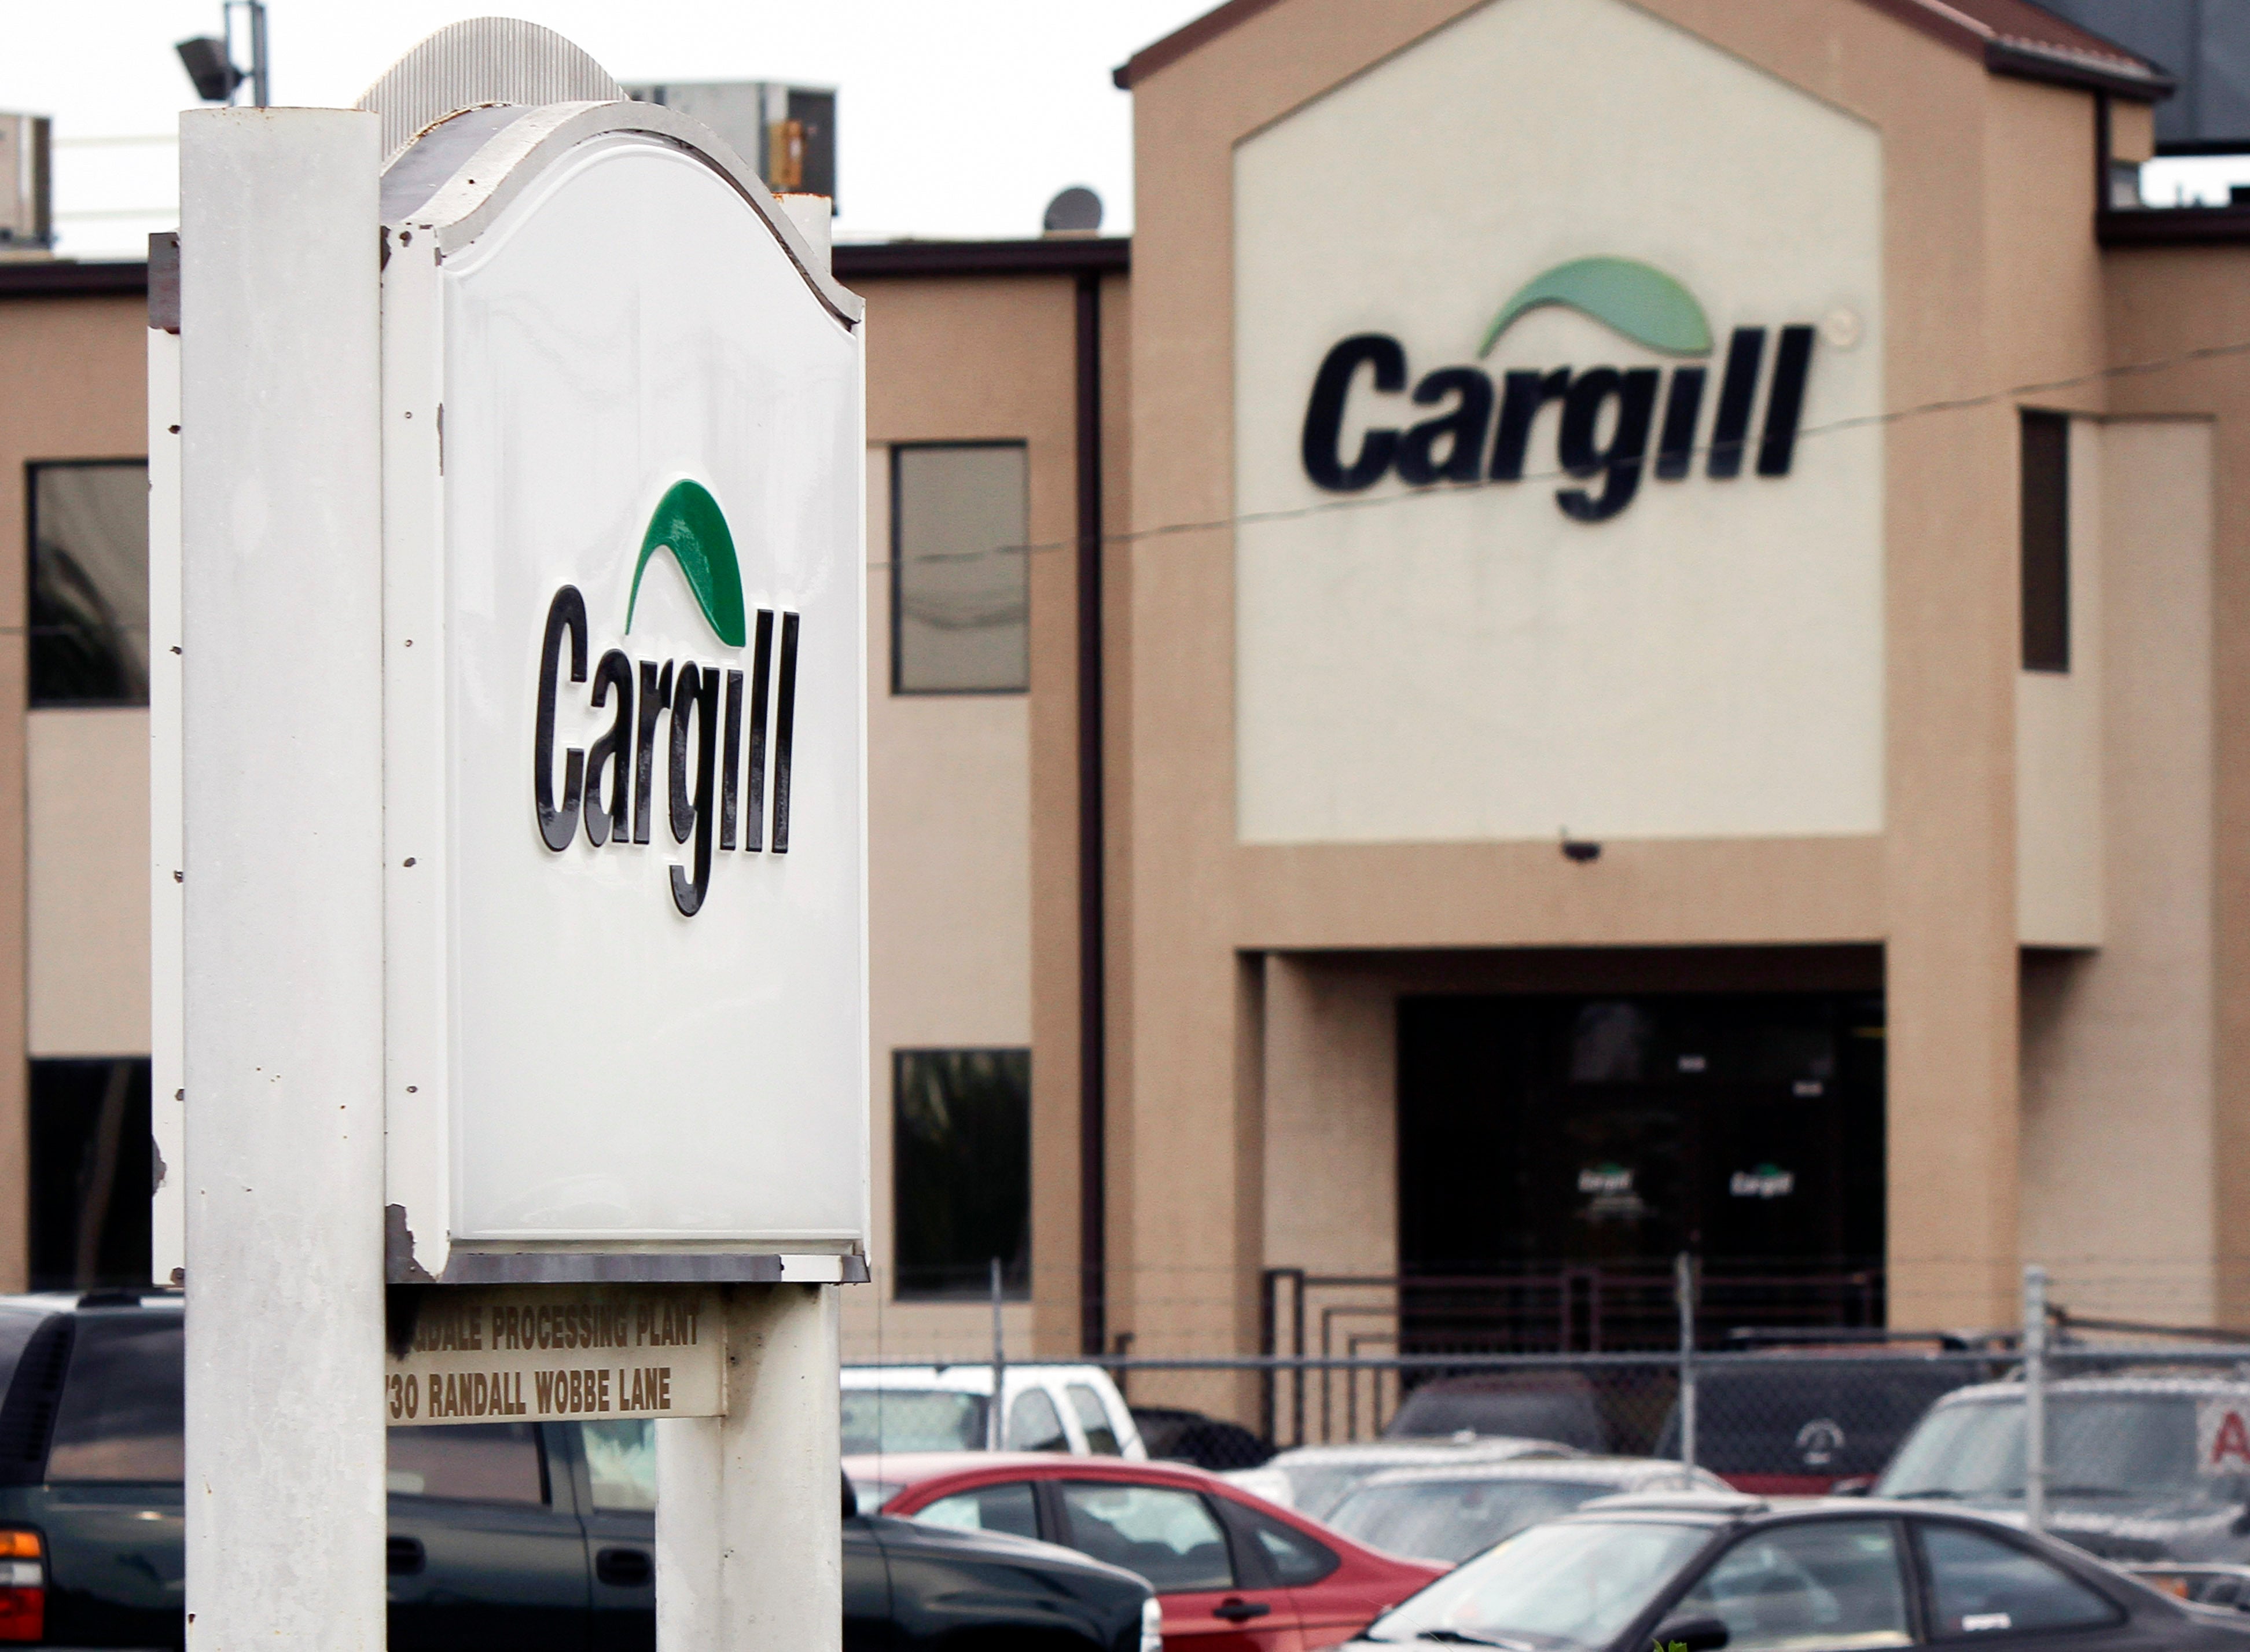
[532,479,799,918]
[1300,256,1815,520]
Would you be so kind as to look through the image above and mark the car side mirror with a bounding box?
[841,1471,859,1521]
[1831,1477,1874,1497]
[1650,1614,1729,1651]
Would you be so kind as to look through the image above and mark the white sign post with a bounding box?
[171,21,867,1651]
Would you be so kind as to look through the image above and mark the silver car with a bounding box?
[1223,1434,1579,1518]
[1325,1455,1732,1563]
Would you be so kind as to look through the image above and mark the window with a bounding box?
[29,1058,152,1292]
[892,1049,1030,1299]
[1241,1508,1339,1587]
[387,1421,547,1504]
[1066,1384,1121,1455]
[841,1387,988,1454]
[1060,1481,1233,1594]
[1008,1389,1068,1452]
[1919,1522,2115,1638]
[46,1312,182,1482]
[890,443,1028,693]
[2020,410,2069,672]
[916,1481,1041,1541]
[1672,1518,1911,1650]
[582,1419,656,1511]
[28,460,149,706]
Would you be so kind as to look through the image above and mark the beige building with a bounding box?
[3,0,2249,1432]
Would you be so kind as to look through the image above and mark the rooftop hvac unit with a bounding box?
[624,82,836,210]
[0,115,51,251]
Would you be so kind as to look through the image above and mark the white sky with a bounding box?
[0,1,1215,260]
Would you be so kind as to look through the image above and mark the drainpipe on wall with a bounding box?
[1075,269,1108,1357]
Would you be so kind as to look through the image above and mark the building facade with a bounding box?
[2,0,2249,1434]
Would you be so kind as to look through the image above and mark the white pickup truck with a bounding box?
[841,1363,1145,1486]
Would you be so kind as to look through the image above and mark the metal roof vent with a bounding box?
[355,17,621,168]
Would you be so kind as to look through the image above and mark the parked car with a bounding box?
[1653,1350,1980,1491]
[1381,1370,1609,1451]
[1224,1435,1579,1518]
[842,1363,1145,1459]
[861,1449,1444,1649]
[1322,1455,1731,1563]
[1131,1405,1273,1471]
[0,1291,1160,1651]
[1333,1490,2250,1650]
[1874,1374,2250,1565]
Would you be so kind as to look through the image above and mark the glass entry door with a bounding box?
[1396,992,1885,1349]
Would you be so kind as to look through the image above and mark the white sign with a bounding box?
[387,1287,723,1426]
[2196,1399,2250,1476]
[378,102,868,1279]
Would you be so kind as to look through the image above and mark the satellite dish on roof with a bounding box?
[1043,185,1103,236]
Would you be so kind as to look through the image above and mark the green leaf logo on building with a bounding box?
[1479,256,1714,359]
[1300,255,1818,521]
[535,477,802,918]
[627,479,748,648]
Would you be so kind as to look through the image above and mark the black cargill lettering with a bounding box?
[657,1367,671,1409]
[600,1368,612,1412]
[567,1370,580,1412]
[514,1372,527,1415]
[536,1370,556,1411]
[472,1373,488,1415]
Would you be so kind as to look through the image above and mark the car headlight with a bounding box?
[1139,1595,1164,1652]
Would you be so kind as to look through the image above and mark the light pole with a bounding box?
[175,0,267,108]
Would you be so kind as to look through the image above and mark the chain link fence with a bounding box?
[845,1259,2250,1576]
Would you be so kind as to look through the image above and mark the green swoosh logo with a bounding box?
[1480,256,1713,358]
[626,479,748,649]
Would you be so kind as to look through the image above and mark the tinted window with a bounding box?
[1242,1507,1338,1586]
[28,1058,153,1292]
[1067,1385,1121,1455]
[1674,1519,1911,1650]
[1008,1389,1068,1452]
[1061,1481,1231,1593]
[891,443,1028,693]
[582,1419,656,1511]
[893,1049,1030,1300]
[915,1481,1040,1541]
[29,460,150,707]
[2021,409,2069,672]
[841,1388,987,1454]
[47,1312,182,1481]
[387,1422,545,1504]
[1921,1522,2115,1638]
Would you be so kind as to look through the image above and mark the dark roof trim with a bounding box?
[0,260,147,299]
[1115,0,1282,90]
[2098,205,2250,246]
[833,237,1128,279]
[1117,0,2168,99]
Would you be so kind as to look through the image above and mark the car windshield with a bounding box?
[1276,1460,1387,1519]
[1877,1395,2241,1503]
[1365,1518,1712,1650]
[840,1388,988,1455]
[1330,1477,1620,1563]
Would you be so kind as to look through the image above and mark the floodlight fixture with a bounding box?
[175,1,267,108]
[175,36,242,104]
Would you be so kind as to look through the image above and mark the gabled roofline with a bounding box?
[1114,0,2173,101]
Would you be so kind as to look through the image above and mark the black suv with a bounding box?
[0,1293,1153,1651]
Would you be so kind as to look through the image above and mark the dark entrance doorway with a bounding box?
[1397,992,1884,1350]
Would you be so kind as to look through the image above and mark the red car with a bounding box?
[849,1451,1444,1650]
